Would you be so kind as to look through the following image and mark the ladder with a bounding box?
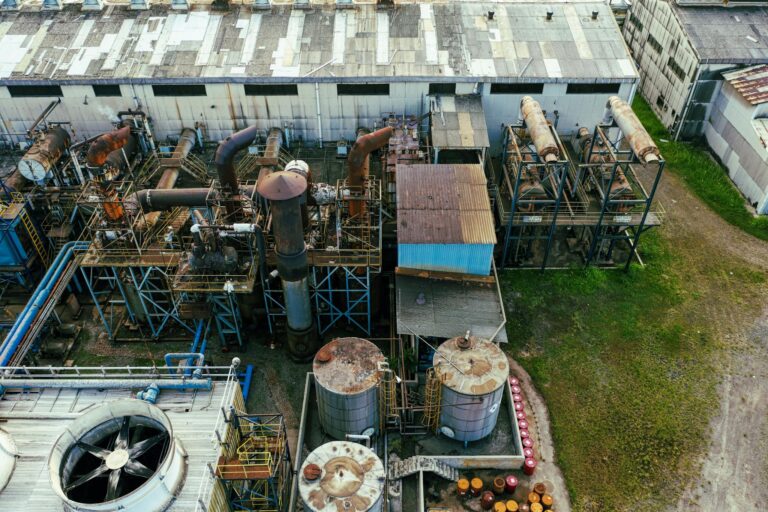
[180,153,211,184]
[422,368,443,433]
[18,203,50,267]
[378,363,398,432]
[210,291,243,348]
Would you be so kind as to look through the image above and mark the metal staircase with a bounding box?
[387,456,460,482]
[210,290,243,348]
[179,153,211,184]
[422,367,443,433]
[17,202,50,267]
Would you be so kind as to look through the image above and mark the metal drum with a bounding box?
[314,338,385,440]
[299,441,385,512]
[434,335,509,442]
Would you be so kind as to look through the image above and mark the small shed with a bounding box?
[396,164,496,276]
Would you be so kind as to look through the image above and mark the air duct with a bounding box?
[520,96,559,163]
[347,126,393,218]
[86,125,132,169]
[607,96,660,164]
[214,125,259,218]
[17,126,71,182]
[257,170,317,361]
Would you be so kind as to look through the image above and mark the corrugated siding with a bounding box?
[398,243,493,276]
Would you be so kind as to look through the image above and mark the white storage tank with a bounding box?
[299,441,385,512]
[313,337,385,440]
[433,335,509,443]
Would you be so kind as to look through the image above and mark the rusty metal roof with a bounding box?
[313,338,384,395]
[433,335,509,396]
[723,65,768,106]
[397,164,496,245]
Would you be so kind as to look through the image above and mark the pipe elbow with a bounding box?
[86,125,131,167]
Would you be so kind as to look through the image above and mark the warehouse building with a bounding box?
[0,1,638,151]
[623,0,768,139]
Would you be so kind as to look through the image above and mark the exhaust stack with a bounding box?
[347,126,394,218]
[607,96,660,164]
[257,170,317,361]
[520,96,559,163]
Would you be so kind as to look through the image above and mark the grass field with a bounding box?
[631,96,768,240]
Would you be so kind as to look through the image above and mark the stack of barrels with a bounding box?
[510,375,537,476]
[455,475,556,511]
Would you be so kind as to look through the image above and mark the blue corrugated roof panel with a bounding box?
[398,243,493,276]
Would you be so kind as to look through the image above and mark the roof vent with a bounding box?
[81,0,103,10]
[592,10,599,20]
[546,8,553,20]
[48,400,187,512]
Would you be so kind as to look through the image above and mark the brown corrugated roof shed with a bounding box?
[397,164,496,245]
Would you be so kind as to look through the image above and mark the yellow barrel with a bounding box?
[541,494,553,508]
[471,477,484,496]
[531,504,543,512]
[506,500,519,512]
[528,492,540,504]
[457,478,470,496]
[494,503,507,512]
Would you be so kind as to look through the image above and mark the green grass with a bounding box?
[501,231,765,510]
[632,96,768,240]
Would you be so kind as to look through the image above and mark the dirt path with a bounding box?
[646,171,768,511]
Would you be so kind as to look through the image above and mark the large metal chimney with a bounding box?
[257,170,317,361]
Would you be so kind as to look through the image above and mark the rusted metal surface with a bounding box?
[607,95,660,164]
[576,126,634,203]
[313,337,384,395]
[300,442,385,512]
[257,170,307,201]
[348,126,394,217]
[17,126,70,182]
[520,96,559,163]
[86,125,131,167]
[433,335,509,396]
[723,64,768,106]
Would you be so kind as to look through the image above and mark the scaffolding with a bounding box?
[215,412,291,512]
[0,193,51,288]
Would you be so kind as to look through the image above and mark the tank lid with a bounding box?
[0,428,18,493]
[433,336,509,396]
[313,338,385,395]
[299,441,385,512]
[257,170,307,200]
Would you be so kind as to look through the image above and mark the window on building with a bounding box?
[337,84,390,96]
[566,83,621,94]
[647,34,663,54]
[656,94,666,110]
[428,83,456,95]
[667,57,687,82]
[92,84,122,97]
[7,85,63,97]
[244,84,298,96]
[490,83,544,94]
[152,84,207,97]
[629,13,644,32]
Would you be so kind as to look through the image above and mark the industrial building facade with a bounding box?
[623,0,768,139]
[0,2,637,151]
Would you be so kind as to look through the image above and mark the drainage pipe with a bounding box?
[257,170,316,361]
[520,96,559,163]
[0,241,89,367]
[607,96,660,164]
[214,125,259,218]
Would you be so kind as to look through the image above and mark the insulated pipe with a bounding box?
[214,125,259,217]
[86,125,131,168]
[347,126,394,218]
[0,241,90,367]
[136,128,197,231]
[520,96,559,163]
[103,125,138,175]
[607,96,660,164]
[0,378,212,391]
[125,185,257,214]
[257,171,316,361]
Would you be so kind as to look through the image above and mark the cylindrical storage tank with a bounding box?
[18,126,71,182]
[314,337,385,440]
[434,336,509,442]
[299,441,385,512]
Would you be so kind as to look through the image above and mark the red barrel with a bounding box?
[513,393,523,403]
[522,437,534,449]
[504,474,518,493]
[509,377,520,387]
[523,447,535,459]
[518,419,529,430]
[516,411,527,421]
[514,402,525,412]
[511,385,522,395]
[523,457,537,476]
[519,429,530,440]
[481,491,496,510]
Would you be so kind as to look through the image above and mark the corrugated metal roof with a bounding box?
[397,164,496,244]
[430,95,490,149]
[0,2,637,83]
[723,65,768,105]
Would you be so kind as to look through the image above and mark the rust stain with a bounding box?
[313,338,385,394]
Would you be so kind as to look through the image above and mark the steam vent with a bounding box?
[434,335,510,442]
[299,441,385,512]
[313,337,385,440]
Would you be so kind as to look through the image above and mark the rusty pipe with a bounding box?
[520,96,559,163]
[125,185,258,215]
[214,125,259,219]
[607,96,660,164]
[135,128,197,231]
[348,126,393,217]
[103,127,138,175]
[86,125,131,168]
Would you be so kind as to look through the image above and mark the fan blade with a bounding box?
[123,459,154,479]
[128,433,166,458]
[64,464,108,492]
[76,441,110,460]
[116,416,131,450]
[105,469,122,501]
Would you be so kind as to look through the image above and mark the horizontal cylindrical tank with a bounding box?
[18,126,70,182]
[607,95,660,164]
[299,441,385,512]
[520,96,559,163]
[314,337,385,440]
[434,335,509,442]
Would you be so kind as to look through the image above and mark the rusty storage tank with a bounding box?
[299,441,385,512]
[18,126,70,182]
[314,338,385,440]
[433,335,509,442]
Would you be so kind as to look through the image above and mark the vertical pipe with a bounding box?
[347,126,394,218]
[257,170,317,361]
[315,83,323,148]
[214,125,259,218]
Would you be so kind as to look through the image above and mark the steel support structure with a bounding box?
[312,265,371,335]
